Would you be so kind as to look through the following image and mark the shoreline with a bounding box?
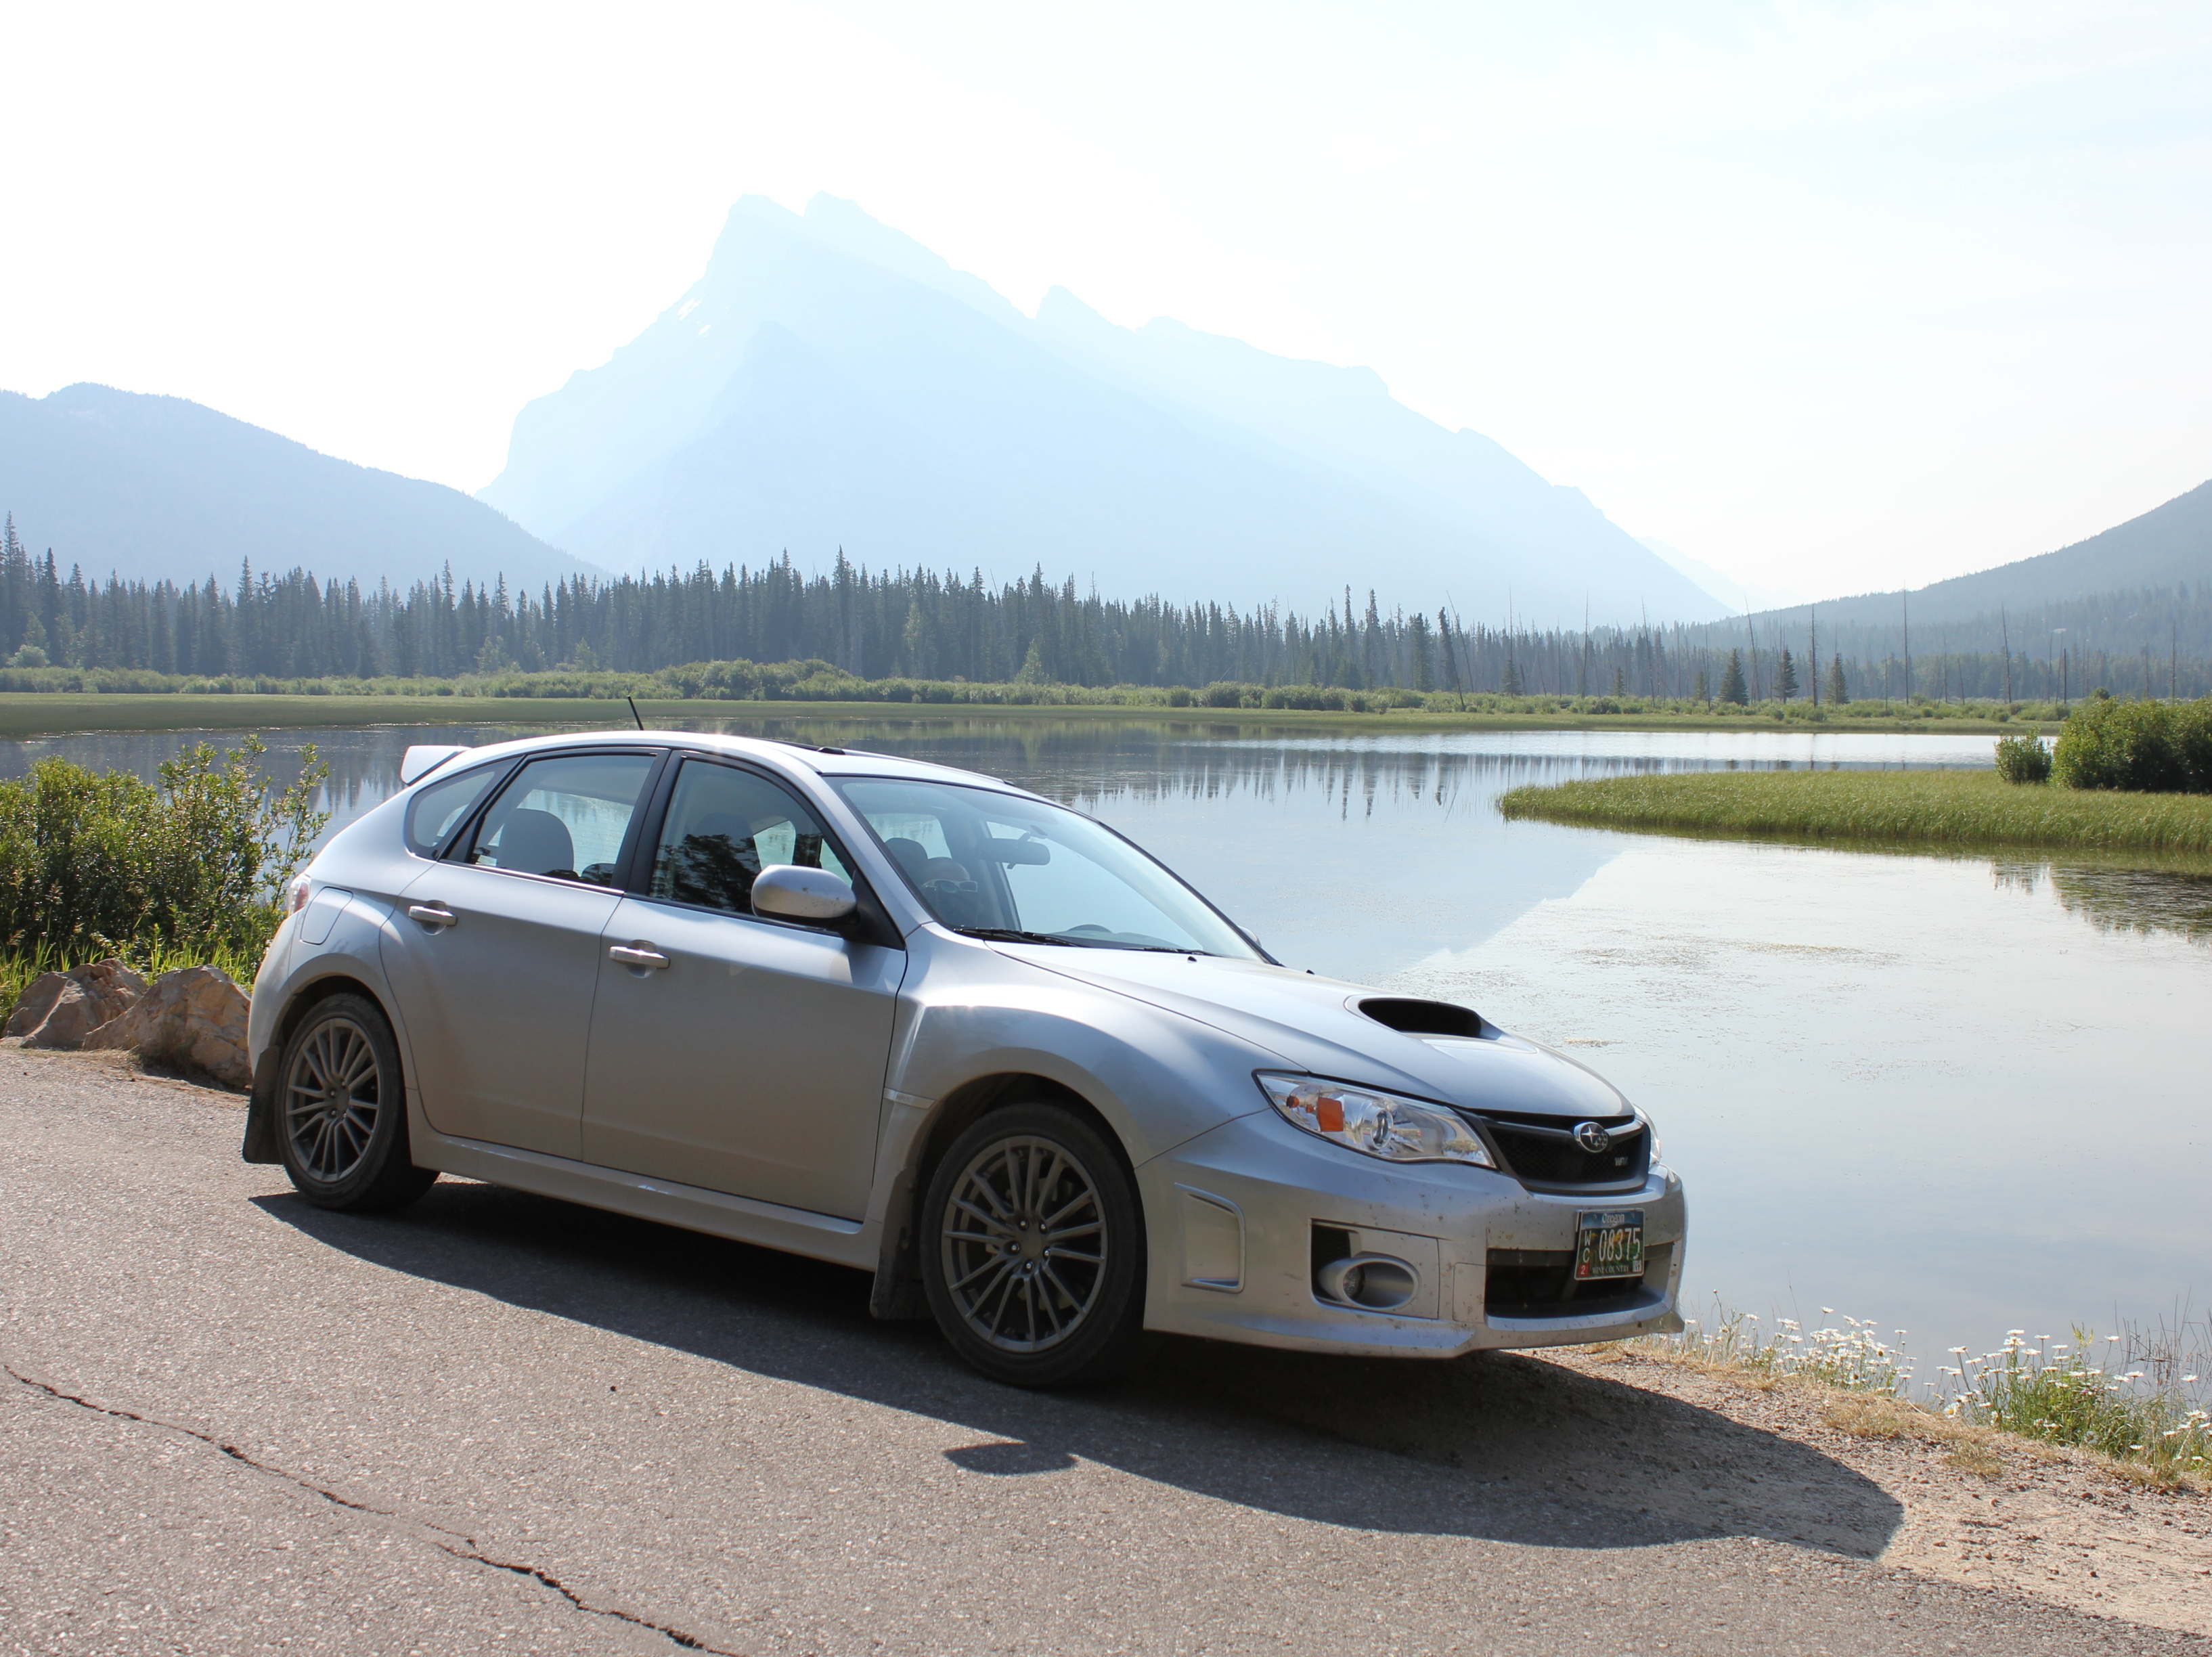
[0,690,2048,743]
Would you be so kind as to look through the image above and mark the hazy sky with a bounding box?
[5,1,2207,599]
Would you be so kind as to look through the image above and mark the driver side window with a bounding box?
[649,759,851,915]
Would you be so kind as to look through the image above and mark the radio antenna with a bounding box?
[625,696,645,731]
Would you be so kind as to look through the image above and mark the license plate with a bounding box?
[1574,1209,1645,1281]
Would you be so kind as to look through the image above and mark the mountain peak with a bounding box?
[479,198,1723,623]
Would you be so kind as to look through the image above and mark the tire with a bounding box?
[275,993,436,1213]
[921,1101,1147,1388]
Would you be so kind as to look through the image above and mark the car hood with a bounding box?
[994,944,1629,1122]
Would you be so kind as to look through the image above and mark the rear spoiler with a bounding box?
[399,744,468,785]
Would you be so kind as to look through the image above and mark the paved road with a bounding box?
[1,1059,2197,1656]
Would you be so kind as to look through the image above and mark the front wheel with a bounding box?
[276,993,436,1213]
[922,1102,1147,1387]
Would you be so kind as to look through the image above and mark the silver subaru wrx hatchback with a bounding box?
[245,730,1686,1386]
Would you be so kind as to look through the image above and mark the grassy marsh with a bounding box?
[0,688,2051,744]
[1499,768,2212,858]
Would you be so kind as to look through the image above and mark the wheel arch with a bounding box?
[868,1069,1138,1321]
[242,973,405,1165]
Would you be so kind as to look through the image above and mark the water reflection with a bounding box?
[1995,860,2212,946]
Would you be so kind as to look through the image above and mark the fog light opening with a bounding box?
[1314,1252,1419,1312]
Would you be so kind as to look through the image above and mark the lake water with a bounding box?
[9,715,2208,1385]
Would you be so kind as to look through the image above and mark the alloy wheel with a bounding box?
[284,1015,383,1184]
[939,1134,1107,1354]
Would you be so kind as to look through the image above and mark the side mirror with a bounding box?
[751,864,858,924]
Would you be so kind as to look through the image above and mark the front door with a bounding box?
[580,756,905,1220]
[380,749,661,1157]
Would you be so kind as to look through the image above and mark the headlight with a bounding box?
[1642,1113,1662,1162]
[1258,1074,1495,1168]
[286,872,313,915]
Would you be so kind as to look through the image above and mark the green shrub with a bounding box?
[2052,695,2212,792]
[1950,1329,2212,1481]
[1993,731,2052,784]
[0,736,329,963]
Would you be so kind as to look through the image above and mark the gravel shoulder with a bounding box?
[3,1051,2204,1655]
[1539,1347,2212,1635]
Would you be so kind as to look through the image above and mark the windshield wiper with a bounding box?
[956,926,1208,956]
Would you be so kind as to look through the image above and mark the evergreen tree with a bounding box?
[1719,648,1749,705]
[1436,609,1464,706]
[1777,646,1798,703]
[1826,653,1848,705]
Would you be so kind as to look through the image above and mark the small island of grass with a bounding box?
[1497,768,2212,859]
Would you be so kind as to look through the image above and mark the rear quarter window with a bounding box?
[404,762,503,858]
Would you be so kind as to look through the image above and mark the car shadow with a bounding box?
[256,1179,1901,1558]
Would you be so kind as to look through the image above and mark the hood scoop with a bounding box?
[1356,998,1484,1038]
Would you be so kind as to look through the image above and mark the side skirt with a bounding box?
[410,1112,880,1273]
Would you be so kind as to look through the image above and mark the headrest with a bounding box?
[496,808,575,876]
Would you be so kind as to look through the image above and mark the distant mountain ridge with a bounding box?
[1790,478,2212,629]
[1719,477,2212,645]
[0,384,602,591]
[1683,479,2212,680]
[480,194,1724,627]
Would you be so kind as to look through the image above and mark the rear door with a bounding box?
[380,748,662,1158]
[579,755,905,1219]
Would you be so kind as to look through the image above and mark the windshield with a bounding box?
[832,778,1263,959]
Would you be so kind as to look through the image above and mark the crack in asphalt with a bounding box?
[6,1363,739,1654]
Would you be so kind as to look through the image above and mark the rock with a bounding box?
[81,965,252,1089]
[5,959,149,1048]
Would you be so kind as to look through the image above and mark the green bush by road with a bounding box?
[0,739,327,1019]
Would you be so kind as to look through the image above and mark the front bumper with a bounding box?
[1136,1108,1686,1358]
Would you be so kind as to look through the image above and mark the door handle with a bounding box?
[609,944,669,971]
[407,904,457,931]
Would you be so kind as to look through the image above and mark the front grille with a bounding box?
[1479,1112,1647,1189]
[1485,1247,1658,1319]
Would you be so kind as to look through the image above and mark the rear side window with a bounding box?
[404,763,504,858]
[470,753,658,887]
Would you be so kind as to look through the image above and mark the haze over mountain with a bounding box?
[481,195,1724,627]
[1638,537,1811,616]
[0,384,602,591]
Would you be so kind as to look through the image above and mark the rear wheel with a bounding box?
[922,1101,1147,1387]
[277,994,436,1212]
